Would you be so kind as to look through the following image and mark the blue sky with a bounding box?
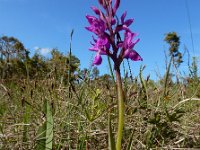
[0,0,199,79]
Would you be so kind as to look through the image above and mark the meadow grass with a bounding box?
[0,65,200,149]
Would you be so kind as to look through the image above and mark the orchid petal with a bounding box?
[91,6,101,15]
[86,15,97,24]
[123,49,142,61]
[129,50,143,61]
[111,18,116,25]
[93,53,102,65]
[113,0,120,14]
[124,19,134,27]
[121,11,127,23]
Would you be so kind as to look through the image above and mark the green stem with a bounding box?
[107,56,115,84]
[163,56,173,97]
[115,66,125,150]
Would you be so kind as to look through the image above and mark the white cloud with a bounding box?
[33,46,52,56]
[33,46,40,51]
[40,48,51,55]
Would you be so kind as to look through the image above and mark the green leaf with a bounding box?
[108,113,115,150]
[36,99,53,150]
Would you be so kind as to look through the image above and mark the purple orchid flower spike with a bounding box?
[86,0,142,66]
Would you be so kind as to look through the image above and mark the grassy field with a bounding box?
[0,65,200,149]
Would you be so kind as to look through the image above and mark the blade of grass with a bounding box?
[126,131,134,150]
[108,113,116,150]
[36,99,53,150]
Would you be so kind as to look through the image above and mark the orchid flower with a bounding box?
[122,31,142,61]
[92,53,102,65]
[85,1,142,149]
[86,0,142,66]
